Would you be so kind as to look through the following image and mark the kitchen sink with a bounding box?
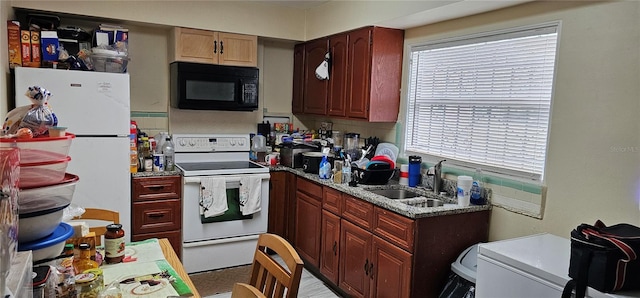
[367,189,424,200]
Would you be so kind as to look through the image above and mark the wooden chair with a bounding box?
[71,208,120,246]
[248,233,304,298]
[231,282,267,298]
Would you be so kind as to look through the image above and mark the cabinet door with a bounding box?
[295,191,322,267]
[218,32,257,67]
[327,33,348,117]
[173,27,217,64]
[346,28,372,119]
[268,171,287,237]
[339,219,371,298]
[320,210,341,284]
[371,235,412,298]
[303,38,329,115]
[292,43,305,114]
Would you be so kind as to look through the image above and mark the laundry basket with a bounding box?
[439,243,479,298]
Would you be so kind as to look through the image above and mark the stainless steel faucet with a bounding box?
[433,159,446,194]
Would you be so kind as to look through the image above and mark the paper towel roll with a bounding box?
[399,164,409,185]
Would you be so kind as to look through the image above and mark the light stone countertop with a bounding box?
[131,170,182,178]
[269,165,491,219]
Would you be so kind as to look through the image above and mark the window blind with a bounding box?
[405,24,559,181]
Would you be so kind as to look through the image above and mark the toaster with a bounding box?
[279,144,316,168]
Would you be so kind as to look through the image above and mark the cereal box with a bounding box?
[6,21,21,68]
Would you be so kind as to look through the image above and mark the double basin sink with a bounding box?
[366,188,444,207]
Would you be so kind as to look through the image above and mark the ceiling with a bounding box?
[262,0,330,9]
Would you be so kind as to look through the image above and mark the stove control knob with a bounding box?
[237,139,245,146]
[189,139,196,146]
[178,138,186,146]
[229,139,236,146]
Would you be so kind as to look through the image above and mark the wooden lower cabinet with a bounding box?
[371,235,412,298]
[131,175,182,259]
[339,219,373,298]
[295,190,322,267]
[320,210,341,284]
[291,177,490,297]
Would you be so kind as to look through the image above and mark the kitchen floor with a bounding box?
[205,255,342,298]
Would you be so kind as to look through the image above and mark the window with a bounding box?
[405,23,559,181]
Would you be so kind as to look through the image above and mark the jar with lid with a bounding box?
[75,271,101,298]
[104,223,125,264]
[73,243,98,274]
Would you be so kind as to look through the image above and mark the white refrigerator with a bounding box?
[14,67,132,241]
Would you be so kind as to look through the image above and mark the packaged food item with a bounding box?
[2,86,57,137]
[104,224,125,264]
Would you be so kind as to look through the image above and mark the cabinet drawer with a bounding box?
[297,178,322,201]
[373,207,414,252]
[132,199,181,234]
[323,187,342,215]
[132,176,181,202]
[342,195,374,230]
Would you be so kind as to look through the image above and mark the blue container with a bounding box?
[408,155,422,187]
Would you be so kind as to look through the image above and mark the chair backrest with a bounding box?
[231,282,267,298]
[72,208,120,246]
[248,233,304,298]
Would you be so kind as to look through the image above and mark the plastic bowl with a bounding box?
[18,156,71,188]
[19,173,79,215]
[18,222,74,262]
[0,133,75,164]
[18,204,69,242]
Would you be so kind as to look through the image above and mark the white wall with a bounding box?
[404,1,640,241]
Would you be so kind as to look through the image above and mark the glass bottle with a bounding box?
[162,136,175,171]
[104,224,125,264]
[73,243,99,275]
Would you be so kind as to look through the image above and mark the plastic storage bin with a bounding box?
[18,156,71,188]
[0,133,75,164]
[18,222,74,263]
[439,243,479,298]
[18,173,79,215]
[90,49,129,73]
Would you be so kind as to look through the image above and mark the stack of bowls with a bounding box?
[1,133,77,262]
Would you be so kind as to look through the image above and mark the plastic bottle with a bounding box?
[73,243,98,274]
[130,121,138,173]
[318,148,331,179]
[470,168,485,205]
[162,136,175,171]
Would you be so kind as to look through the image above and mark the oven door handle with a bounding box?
[183,173,271,184]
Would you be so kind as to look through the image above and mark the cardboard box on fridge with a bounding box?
[20,30,31,64]
[6,21,21,68]
[40,30,59,62]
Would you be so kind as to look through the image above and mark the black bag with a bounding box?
[562,220,640,298]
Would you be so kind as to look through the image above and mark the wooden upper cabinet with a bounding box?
[303,38,329,115]
[170,27,257,67]
[292,43,305,114]
[292,26,403,121]
[347,26,404,122]
[327,33,348,117]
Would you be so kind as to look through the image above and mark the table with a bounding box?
[158,238,201,298]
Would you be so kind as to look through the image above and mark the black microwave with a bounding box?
[170,62,259,111]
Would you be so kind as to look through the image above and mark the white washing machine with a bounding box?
[476,233,640,298]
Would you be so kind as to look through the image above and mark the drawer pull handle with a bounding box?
[369,263,374,279]
[147,186,165,191]
[148,213,165,218]
[333,241,337,255]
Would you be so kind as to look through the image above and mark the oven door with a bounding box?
[182,173,269,243]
